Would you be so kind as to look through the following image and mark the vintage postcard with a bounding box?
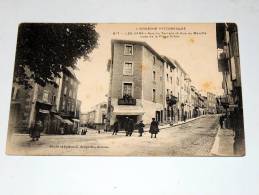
[6,23,245,156]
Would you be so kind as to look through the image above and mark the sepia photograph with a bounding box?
[6,23,245,156]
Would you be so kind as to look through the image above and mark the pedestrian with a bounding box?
[124,117,129,136]
[149,118,159,138]
[81,128,87,135]
[183,112,187,122]
[112,120,119,135]
[31,120,43,141]
[137,120,145,137]
[60,125,64,135]
[128,118,134,136]
[219,115,225,129]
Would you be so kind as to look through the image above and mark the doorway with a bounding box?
[116,115,138,130]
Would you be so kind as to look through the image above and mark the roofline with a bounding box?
[63,67,80,84]
[161,55,176,69]
[111,39,165,62]
[173,59,187,75]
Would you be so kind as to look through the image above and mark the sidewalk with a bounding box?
[107,115,207,133]
[144,115,207,132]
[210,127,235,156]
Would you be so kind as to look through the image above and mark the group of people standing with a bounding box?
[112,117,159,138]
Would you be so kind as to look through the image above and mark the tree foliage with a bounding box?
[14,23,99,88]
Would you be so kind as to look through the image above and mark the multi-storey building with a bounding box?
[107,39,211,129]
[10,81,59,134]
[80,102,107,129]
[216,23,244,155]
[207,92,217,114]
[172,59,192,121]
[190,85,198,117]
[107,40,165,128]
[58,67,80,133]
[161,56,177,123]
[9,67,81,134]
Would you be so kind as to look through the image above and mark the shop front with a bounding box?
[35,101,52,134]
[111,105,144,131]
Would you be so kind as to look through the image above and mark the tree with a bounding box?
[14,23,99,88]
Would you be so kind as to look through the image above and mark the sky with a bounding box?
[75,23,223,113]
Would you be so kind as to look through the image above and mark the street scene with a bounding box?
[6,23,245,156]
[9,115,220,156]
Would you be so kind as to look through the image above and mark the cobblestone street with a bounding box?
[7,115,220,156]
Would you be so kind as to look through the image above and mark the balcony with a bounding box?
[118,97,136,105]
[166,95,177,106]
[218,51,229,72]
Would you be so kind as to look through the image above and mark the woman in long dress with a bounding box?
[31,120,43,141]
[149,118,159,138]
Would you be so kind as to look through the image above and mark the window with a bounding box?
[177,77,179,86]
[124,44,133,55]
[123,62,133,75]
[170,76,172,84]
[67,102,70,111]
[71,103,74,111]
[62,100,65,110]
[153,56,156,65]
[64,86,67,95]
[152,89,156,102]
[153,71,156,81]
[69,89,72,97]
[123,83,133,97]
[52,95,56,104]
[166,89,169,96]
[166,74,169,82]
[42,90,49,102]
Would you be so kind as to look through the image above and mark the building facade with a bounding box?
[106,39,215,129]
[107,40,165,128]
[9,67,81,134]
[207,92,217,114]
[162,56,177,123]
[80,102,107,129]
[216,23,244,155]
[58,67,80,134]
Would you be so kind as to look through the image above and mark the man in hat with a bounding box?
[137,120,145,137]
[149,118,159,138]
[112,120,119,135]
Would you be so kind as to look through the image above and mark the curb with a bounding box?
[142,115,206,132]
[210,127,235,156]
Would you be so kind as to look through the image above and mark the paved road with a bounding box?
[7,115,219,156]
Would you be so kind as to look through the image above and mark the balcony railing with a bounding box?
[166,95,177,106]
[218,51,229,72]
[118,98,136,105]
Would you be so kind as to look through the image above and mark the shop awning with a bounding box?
[113,106,144,115]
[54,115,63,120]
[63,119,73,125]
[72,119,80,122]
[39,109,50,114]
